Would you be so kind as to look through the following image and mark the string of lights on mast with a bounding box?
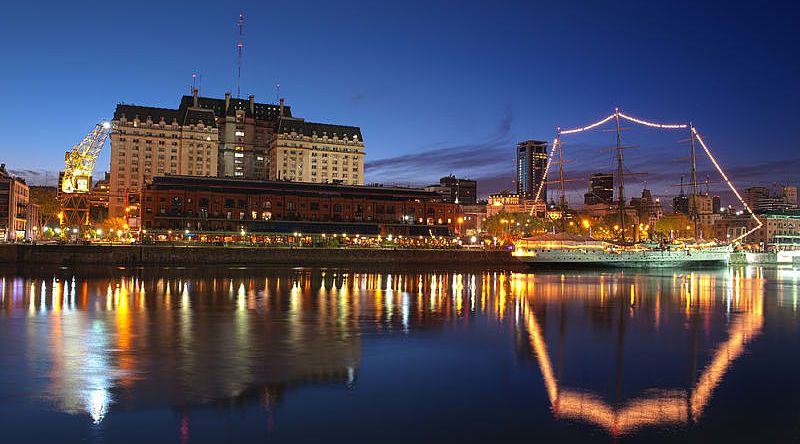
[532,109,763,244]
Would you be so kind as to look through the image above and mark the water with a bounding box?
[1,266,799,443]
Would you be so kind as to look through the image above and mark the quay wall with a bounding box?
[0,244,520,268]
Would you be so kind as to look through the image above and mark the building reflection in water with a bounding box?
[0,265,778,437]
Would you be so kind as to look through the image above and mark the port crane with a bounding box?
[59,121,111,232]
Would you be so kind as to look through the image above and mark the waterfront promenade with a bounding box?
[0,244,520,268]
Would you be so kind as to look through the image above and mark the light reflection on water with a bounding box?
[0,266,798,442]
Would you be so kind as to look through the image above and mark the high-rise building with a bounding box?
[110,90,364,220]
[516,140,548,199]
[712,195,721,214]
[673,189,689,214]
[110,97,219,219]
[780,185,798,208]
[744,186,770,210]
[743,185,798,212]
[584,173,614,206]
[0,163,29,241]
[179,91,289,179]
[270,117,364,185]
[425,176,477,204]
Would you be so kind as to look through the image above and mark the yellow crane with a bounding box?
[59,121,111,233]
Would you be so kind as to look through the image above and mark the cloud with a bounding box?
[7,168,106,187]
[7,169,56,185]
[365,110,514,189]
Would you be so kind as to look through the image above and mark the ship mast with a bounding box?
[689,123,699,239]
[615,108,626,241]
[557,132,567,233]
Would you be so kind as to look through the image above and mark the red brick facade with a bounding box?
[142,176,462,235]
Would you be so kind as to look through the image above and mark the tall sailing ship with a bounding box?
[513,108,760,267]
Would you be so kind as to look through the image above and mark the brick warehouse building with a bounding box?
[142,176,462,236]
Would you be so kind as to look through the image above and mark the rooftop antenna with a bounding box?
[276,82,280,104]
[190,73,200,94]
[236,13,244,99]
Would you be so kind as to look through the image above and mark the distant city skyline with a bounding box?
[1,1,798,199]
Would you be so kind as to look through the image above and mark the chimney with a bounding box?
[249,94,255,114]
[192,88,199,107]
[279,98,285,117]
[225,91,231,114]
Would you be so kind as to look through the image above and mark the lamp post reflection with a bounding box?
[0,266,770,438]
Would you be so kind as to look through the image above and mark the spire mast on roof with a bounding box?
[236,13,244,99]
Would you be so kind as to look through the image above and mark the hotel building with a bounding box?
[271,117,364,185]
[110,96,219,220]
[110,90,364,222]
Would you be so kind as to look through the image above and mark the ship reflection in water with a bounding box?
[0,266,798,443]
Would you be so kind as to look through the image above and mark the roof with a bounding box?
[146,175,443,201]
[177,107,217,128]
[277,117,363,141]
[113,105,179,123]
[178,95,292,120]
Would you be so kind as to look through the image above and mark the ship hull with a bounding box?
[513,247,731,268]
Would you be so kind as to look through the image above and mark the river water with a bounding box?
[0,265,799,443]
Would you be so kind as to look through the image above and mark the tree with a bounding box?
[29,186,60,226]
[101,217,128,233]
[653,213,691,240]
[483,212,550,244]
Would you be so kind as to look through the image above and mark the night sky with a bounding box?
[1,0,797,202]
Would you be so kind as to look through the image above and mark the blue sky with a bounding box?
[0,0,797,201]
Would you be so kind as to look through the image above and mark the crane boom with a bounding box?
[59,121,111,234]
[62,121,111,194]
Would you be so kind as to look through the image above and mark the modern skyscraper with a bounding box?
[516,140,548,199]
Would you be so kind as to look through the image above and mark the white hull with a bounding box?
[513,246,731,268]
